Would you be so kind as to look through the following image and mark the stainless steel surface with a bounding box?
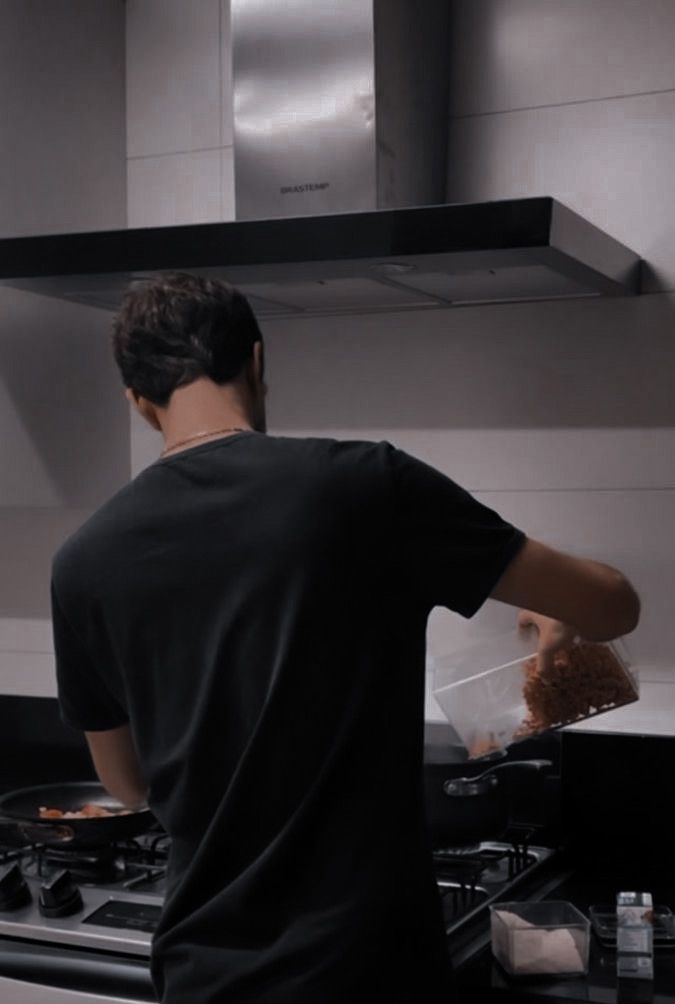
[232,0,375,220]
[443,775,498,796]
[0,3,642,312]
[0,833,553,956]
[0,830,167,958]
[0,975,147,1004]
[0,880,160,957]
[0,828,555,1003]
[232,0,450,221]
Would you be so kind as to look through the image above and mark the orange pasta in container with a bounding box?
[431,631,639,760]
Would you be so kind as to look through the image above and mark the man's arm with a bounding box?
[490,536,640,639]
[490,537,641,673]
[84,724,149,810]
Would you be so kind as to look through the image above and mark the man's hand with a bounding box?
[518,609,580,679]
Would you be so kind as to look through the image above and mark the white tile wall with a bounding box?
[0,507,93,618]
[447,89,675,293]
[0,509,94,697]
[0,286,130,508]
[261,292,675,431]
[222,145,236,220]
[130,406,163,478]
[434,0,675,736]
[127,150,222,228]
[258,285,675,734]
[13,0,675,744]
[0,0,126,238]
[0,287,128,698]
[126,0,233,227]
[448,0,675,117]
[126,0,222,157]
[0,0,127,699]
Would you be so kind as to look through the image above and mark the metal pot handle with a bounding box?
[442,758,552,797]
[471,758,552,783]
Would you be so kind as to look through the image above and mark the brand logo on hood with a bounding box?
[280,182,330,195]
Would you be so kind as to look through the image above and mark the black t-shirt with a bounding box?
[51,432,526,1004]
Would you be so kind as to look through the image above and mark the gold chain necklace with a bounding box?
[160,427,247,458]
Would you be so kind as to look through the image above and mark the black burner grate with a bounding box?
[433,828,539,923]
[0,825,171,889]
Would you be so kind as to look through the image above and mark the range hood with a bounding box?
[0,0,641,317]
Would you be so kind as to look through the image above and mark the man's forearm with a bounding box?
[85,724,149,809]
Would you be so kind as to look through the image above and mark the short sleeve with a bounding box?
[387,445,527,618]
[51,580,129,731]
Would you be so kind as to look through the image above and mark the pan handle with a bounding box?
[470,758,552,784]
[443,758,552,797]
[0,817,75,845]
[18,821,76,843]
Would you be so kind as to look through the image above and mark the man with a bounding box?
[50,272,640,1004]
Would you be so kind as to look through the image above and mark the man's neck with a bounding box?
[158,378,253,452]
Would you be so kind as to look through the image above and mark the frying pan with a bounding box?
[0,781,156,848]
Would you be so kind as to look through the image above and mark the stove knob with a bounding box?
[0,863,32,911]
[38,868,83,918]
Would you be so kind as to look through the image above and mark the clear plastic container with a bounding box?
[490,901,590,978]
[590,904,675,947]
[430,630,638,760]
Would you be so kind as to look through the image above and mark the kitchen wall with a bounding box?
[0,0,127,239]
[0,0,129,695]
[125,0,233,227]
[434,0,675,739]
[127,0,675,738]
[1,2,673,744]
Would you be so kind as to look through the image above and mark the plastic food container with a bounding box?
[431,630,638,760]
[490,901,590,978]
[590,904,675,947]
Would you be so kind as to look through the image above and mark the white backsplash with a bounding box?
[3,1,675,745]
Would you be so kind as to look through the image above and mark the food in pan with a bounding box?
[38,803,134,819]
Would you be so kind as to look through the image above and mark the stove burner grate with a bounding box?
[0,826,171,889]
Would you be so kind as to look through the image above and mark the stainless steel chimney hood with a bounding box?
[0,0,641,316]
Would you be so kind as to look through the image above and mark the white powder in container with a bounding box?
[492,909,585,975]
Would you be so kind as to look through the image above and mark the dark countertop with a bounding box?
[455,853,675,1004]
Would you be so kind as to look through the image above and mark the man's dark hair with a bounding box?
[111,272,264,406]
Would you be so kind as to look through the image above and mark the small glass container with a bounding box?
[431,631,638,760]
[490,901,590,978]
[590,904,675,947]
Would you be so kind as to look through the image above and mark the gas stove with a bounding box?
[0,823,555,960]
[433,827,556,937]
[0,825,168,959]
